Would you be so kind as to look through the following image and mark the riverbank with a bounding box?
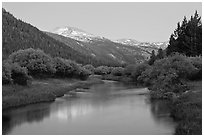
[3,80,175,135]
[170,80,202,135]
[2,77,104,110]
[103,74,202,134]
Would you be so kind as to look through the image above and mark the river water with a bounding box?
[2,80,176,135]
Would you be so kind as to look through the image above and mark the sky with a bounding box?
[2,2,202,42]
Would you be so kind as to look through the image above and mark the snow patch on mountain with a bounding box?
[115,39,168,49]
[109,53,116,59]
[115,39,140,46]
[76,42,84,47]
[53,26,104,42]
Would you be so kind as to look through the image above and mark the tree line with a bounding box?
[148,11,201,65]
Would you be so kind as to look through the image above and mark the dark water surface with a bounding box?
[2,80,176,135]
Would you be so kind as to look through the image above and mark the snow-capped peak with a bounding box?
[52,26,104,42]
[115,38,168,49]
[114,39,141,45]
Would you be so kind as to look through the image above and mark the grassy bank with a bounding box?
[103,73,202,134]
[2,77,104,110]
[170,80,202,135]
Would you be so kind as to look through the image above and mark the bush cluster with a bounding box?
[123,64,137,76]
[3,60,32,85]
[2,61,12,84]
[54,57,77,77]
[83,64,95,74]
[4,48,92,84]
[188,56,202,80]
[9,48,56,77]
[94,66,111,75]
[130,63,150,82]
[111,67,124,76]
[75,66,92,80]
[137,53,201,99]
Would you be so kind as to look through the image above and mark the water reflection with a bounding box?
[52,99,95,121]
[150,100,171,118]
[2,81,176,135]
[2,103,51,134]
[149,100,175,129]
[2,116,11,135]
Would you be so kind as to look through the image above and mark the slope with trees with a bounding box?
[166,11,202,56]
[2,8,120,67]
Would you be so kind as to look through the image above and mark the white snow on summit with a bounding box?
[115,39,168,49]
[53,26,104,42]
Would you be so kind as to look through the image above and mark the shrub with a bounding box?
[140,54,197,83]
[83,64,95,74]
[167,54,197,79]
[75,66,91,80]
[94,66,110,75]
[108,67,115,74]
[189,56,202,70]
[150,68,187,92]
[9,48,56,77]
[189,56,202,80]
[2,60,32,85]
[2,60,12,84]
[111,67,124,76]
[123,64,137,76]
[148,69,188,100]
[54,57,75,77]
[67,60,90,78]
[138,54,198,98]
[137,67,153,86]
[130,63,150,82]
[54,57,91,79]
[11,63,32,85]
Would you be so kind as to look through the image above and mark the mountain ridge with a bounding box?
[3,8,168,67]
[2,8,117,66]
[52,26,168,50]
[52,26,105,42]
[46,31,148,65]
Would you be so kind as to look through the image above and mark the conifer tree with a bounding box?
[148,50,156,65]
[156,48,165,59]
[166,11,202,56]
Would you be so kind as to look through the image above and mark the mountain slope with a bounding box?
[2,8,114,66]
[49,26,168,64]
[46,31,149,65]
[3,8,168,67]
[115,39,168,54]
[52,26,105,42]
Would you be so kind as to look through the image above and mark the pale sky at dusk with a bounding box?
[2,2,202,42]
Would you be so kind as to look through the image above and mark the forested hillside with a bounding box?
[2,8,120,66]
[46,32,148,65]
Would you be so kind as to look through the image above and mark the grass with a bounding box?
[2,77,104,110]
[170,80,202,135]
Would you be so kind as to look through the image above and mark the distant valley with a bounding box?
[3,8,168,66]
[48,26,168,64]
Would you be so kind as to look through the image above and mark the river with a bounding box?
[2,80,176,135]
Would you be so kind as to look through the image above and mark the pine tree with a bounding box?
[166,11,202,56]
[156,48,165,59]
[148,50,156,65]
